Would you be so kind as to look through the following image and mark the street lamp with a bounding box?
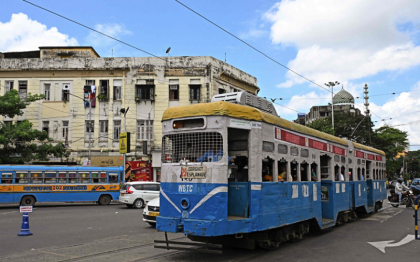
[324,81,340,132]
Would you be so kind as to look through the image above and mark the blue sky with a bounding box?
[1,0,420,150]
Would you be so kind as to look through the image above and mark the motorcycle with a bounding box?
[388,189,414,209]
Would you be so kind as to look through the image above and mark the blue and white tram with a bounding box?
[156,92,387,249]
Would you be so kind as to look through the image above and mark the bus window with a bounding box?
[58,172,67,183]
[0,173,13,184]
[45,172,57,184]
[100,173,107,183]
[79,172,90,183]
[16,172,29,184]
[31,172,42,184]
[69,172,77,183]
[92,172,99,183]
[109,173,118,183]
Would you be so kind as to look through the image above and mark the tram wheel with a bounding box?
[98,195,112,205]
[20,196,35,206]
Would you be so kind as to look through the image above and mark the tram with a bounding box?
[156,92,386,250]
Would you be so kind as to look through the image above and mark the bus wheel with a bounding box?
[133,199,144,209]
[98,195,112,205]
[21,196,35,206]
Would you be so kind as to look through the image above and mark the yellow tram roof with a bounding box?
[162,101,385,156]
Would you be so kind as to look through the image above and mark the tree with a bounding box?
[371,126,409,160]
[0,89,69,164]
[306,117,334,135]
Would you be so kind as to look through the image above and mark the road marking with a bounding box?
[368,234,415,253]
[1,211,17,215]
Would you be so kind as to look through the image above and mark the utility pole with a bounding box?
[324,81,340,133]
[363,83,371,145]
[120,107,129,168]
[88,95,92,163]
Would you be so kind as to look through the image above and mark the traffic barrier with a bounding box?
[415,195,420,240]
[17,212,33,236]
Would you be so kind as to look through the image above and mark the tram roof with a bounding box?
[162,101,385,156]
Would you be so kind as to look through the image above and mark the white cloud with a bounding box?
[275,91,329,118]
[368,81,420,147]
[0,13,78,52]
[264,0,420,87]
[85,23,131,53]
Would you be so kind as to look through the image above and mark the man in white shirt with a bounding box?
[395,178,410,203]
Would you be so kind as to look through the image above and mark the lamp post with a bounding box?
[324,81,340,133]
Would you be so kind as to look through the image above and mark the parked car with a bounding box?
[411,178,420,196]
[143,197,159,226]
[119,182,160,209]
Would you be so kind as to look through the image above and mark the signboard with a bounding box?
[376,155,383,161]
[119,132,131,154]
[91,156,124,167]
[127,161,152,181]
[367,153,375,160]
[181,166,207,179]
[230,119,251,129]
[20,206,33,213]
[355,150,365,158]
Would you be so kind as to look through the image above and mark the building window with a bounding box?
[5,81,13,92]
[85,80,95,86]
[190,85,201,101]
[137,120,154,140]
[99,120,108,133]
[113,80,122,100]
[113,120,121,140]
[62,121,69,139]
[85,120,94,132]
[44,84,51,101]
[169,85,179,101]
[99,80,109,101]
[3,121,12,127]
[135,85,154,101]
[18,81,27,100]
[42,121,49,134]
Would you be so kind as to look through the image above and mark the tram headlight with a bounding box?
[181,198,190,209]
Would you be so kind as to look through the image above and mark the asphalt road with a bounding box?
[0,200,419,262]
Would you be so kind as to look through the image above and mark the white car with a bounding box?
[143,197,160,226]
[119,182,160,209]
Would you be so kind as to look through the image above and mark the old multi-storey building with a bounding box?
[0,46,260,179]
[294,87,361,125]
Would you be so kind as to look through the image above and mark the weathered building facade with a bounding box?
[0,46,259,180]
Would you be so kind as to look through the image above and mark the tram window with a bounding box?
[79,172,90,183]
[58,172,67,183]
[228,140,247,151]
[45,172,57,184]
[301,163,309,181]
[162,132,223,163]
[348,158,352,164]
[109,173,119,183]
[291,161,298,181]
[340,166,345,181]
[262,157,274,182]
[310,163,318,182]
[362,160,365,165]
[320,155,330,180]
[362,169,365,180]
[357,159,361,165]
[262,141,274,152]
[16,172,29,184]
[69,173,77,183]
[334,166,340,181]
[349,168,354,181]
[92,172,99,183]
[278,161,287,182]
[341,156,345,163]
[334,155,340,162]
[301,149,309,158]
[100,172,107,183]
[173,118,204,129]
[278,144,288,154]
[290,147,298,156]
[357,168,361,181]
[0,173,13,184]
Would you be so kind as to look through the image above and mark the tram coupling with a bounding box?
[154,232,223,254]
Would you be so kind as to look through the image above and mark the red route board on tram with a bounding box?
[274,127,346,156]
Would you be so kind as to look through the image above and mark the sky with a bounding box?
[1,0,420,150]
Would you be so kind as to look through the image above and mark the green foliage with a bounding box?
[0,90,69,164]
[371,126,409,160]
[306,117,334,135]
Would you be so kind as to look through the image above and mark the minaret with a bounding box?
[364,83,370,116]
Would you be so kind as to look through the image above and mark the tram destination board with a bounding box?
[181,166,207,179]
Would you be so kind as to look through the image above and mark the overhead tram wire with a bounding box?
[23,0,165,61]
[175,0,388,122]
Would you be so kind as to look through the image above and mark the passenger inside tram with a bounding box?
[291,162,298,181]
[278,165,286,182]
[311,169,317,181]
[262,157,274,182]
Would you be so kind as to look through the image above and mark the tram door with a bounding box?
[227,128,250,218]
[366,161,374,207]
